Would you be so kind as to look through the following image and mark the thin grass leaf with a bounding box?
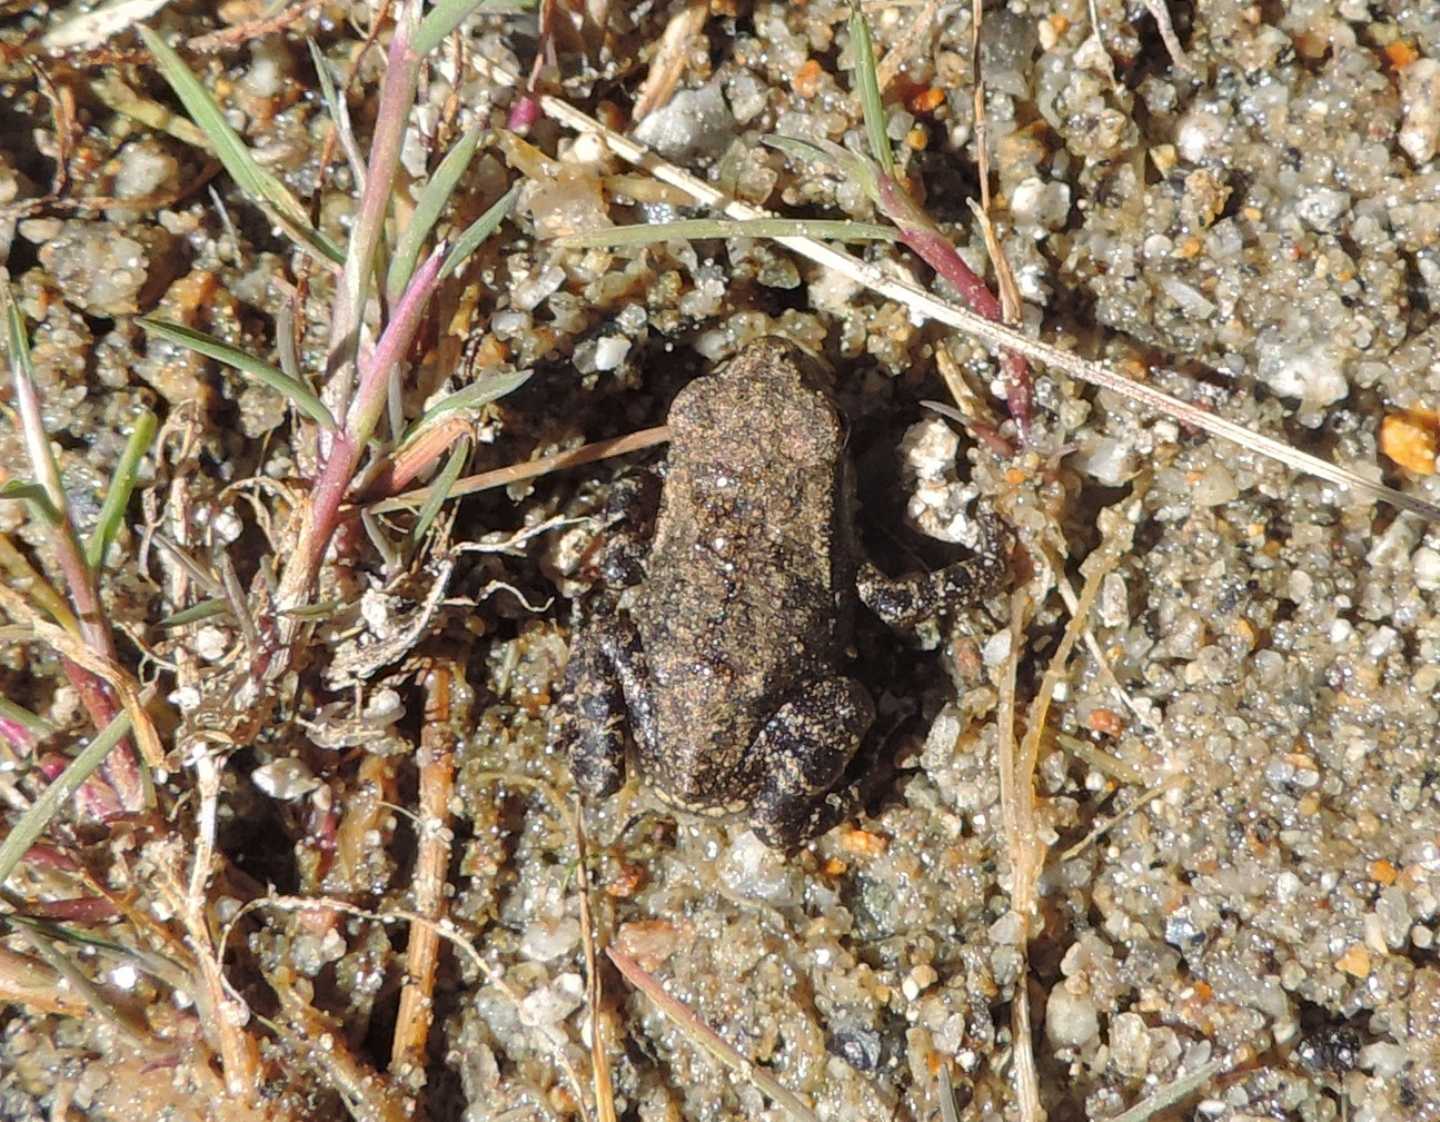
[277,600,341,620]
[414,0,537,57]
[0,697,53,738]
[760,135,879,197]
[1108,1058,1228,1122]
[0,711,131,889]
[3,913,188,989]
[398,369,533,450]
[938,1064,962,1122]
[138,318,337,430]
[361,508,404,572]
[0,912,193,1003]
[85,411,156,572]
[556,217,897,250]
[849,3,896,176]
[387,128,483,305]
[7,920,148,1045]
[156,598,231,629]
[4,287,67,521]
[412,437,470,542]
[0,481,60,527]
[306,38,366,191]
[137,25,344,266]
[150,534,223,596]
[440,185,520,279]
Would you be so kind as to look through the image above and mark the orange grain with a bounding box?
[793,58,824,98]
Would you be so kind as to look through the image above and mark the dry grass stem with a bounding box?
[1061,776,1182,861]
[468,55,1440,523]
[0,583,165,770]
[1108,1056,1228,1122]
[366,425,671,515]
[994,589,1039,1118]
[575,809,618,1122]
[0,532,79,634]
[390,663,461,1077]
[1143,0,1193,72]
[1014,548,1117,908]
[0,944,94,1017]
[607,947,821,1122]
[1052,732,1148,787]
[874,0,940,91]
[631,0,708,122]
[272,989,416,1122]
[149,841,263,1100]
[997,532,1118,1119]
[217,894,591,1116]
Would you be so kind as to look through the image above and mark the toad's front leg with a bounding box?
[551,612,656,798]
[747,676,875,850]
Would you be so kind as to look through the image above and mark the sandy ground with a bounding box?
[3,1,1440,1120]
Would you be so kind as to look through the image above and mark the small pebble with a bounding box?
[1398,59,1440,166]
[1045,985,1099,1047]
[1379,409,1438,474]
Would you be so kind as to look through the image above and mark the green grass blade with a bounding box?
[0,480,61,526]
[761,135,879,197]
[4,282,68,521]
[387,127,482,305]
[849,3,896,176]
[85,411,157,571]
[138,25,344,266]
[137,318,337,430]
[0,711,132,889]
[415,0,537,57]
[156,598,231,629]
[306,38,365,189]
[440,185,519,278]
[412,436,470,542]
[398,369,532,450]
[555,218,898,249]
[277,599,341,621]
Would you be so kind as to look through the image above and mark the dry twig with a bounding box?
[631,0,709,122]
[607,947,821,1122]
[390,663,463,1077]
[367,425,671,515]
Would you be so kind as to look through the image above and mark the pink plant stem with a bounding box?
[273,248,447,638]
[507,91,541,131]
[324,8,422,426]
[25,896,121,923]
[345,248,446,443]
[10,324,145,812]
[0,715,33,753]
[877,175,1033,437]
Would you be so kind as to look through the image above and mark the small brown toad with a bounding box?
[551,338,1007,848]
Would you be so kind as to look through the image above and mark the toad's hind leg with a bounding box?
[748,677,875,850]
[551,614,653,798]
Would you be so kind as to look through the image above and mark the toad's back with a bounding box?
[632,340,857,809]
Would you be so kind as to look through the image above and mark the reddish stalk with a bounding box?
[876,174,1033,436]
[324,3,422,425]
[7,296,144,812]
[273,246,446,636]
